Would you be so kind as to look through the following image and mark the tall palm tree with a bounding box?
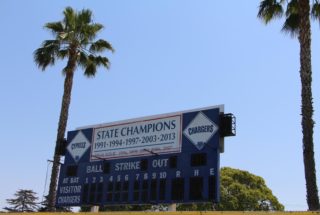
[258,0,319,210]
[34,7,114,211]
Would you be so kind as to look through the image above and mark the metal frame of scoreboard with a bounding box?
[56,105,235,206]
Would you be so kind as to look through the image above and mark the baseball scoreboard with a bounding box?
[56,105,235,206]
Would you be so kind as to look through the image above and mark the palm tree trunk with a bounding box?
[47,56,76,211]
[298,0,320,211]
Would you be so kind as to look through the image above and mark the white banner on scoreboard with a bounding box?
[91,115,182,160]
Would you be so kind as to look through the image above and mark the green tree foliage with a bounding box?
[33,7,114,211]
[3,189,39,212]
[216,167,284,211]
[177,167,284,211]
[257,0,320,35]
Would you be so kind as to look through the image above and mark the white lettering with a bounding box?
[176,171,181,178]
[59,186,81,194]
[86,165,103,174]
[70,177,79,183]
[70,177,79,184]
[152,158,169,168]
[71,142,86,150]
[144,173,148,180]
[152,172,157,179]
[210,168,214,175]
[160,172,167,179]
[57,196,80,204]
[92,115,181,160]
[115,161,140,171]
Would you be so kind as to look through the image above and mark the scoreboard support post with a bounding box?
[168,204,177,211]
[90,206,99,212]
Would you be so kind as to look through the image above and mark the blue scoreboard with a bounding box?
[56,105,235,206]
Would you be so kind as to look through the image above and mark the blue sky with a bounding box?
[0,0,320,211]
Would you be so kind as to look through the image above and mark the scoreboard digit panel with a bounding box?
[56,106,223,206]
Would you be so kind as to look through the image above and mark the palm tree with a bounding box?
[258,0,319,210]
[33,7,114,211]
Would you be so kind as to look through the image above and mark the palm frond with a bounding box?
[84,55,97,77]
[84,64,97,77]
[79,23,104,44]
[63,7,76,32]
[311,1,320,21]
[35,6,113,75]
[94,56,110,69]
[89,39,114,53]
[86,23,104,35]
[286,0,298,16]
[78,51,89,69]
[79,54,110,77]
[258,0,284,24]
[34,48,55,71]
[57,48,69,59]
[281,0,299,37]
[45,22,64,36]
[33,40,60,70]
[42,39,60,48]
[78,9,92,25]
[282,13,299,37]
[75,9,92,40]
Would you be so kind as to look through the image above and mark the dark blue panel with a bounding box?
[56,107,222,206]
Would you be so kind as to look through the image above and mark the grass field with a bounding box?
[5,212,320,215]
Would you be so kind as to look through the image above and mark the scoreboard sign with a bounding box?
[91,115,182,161]
[56,105,233,206]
